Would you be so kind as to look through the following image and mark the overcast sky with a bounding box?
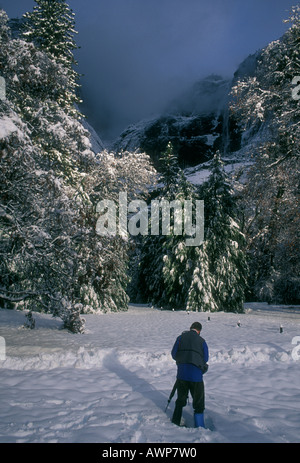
[0,0,296,140]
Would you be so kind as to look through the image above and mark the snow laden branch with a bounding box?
[229,6,300,304]
[0,9,157,332]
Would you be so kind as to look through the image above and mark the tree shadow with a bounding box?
[103,352,276,440]
[103,351,171,416]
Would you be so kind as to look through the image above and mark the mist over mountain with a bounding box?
[112,51,264,169]
[1,0,294,146]
[5,9,271,171]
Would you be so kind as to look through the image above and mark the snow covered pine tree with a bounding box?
[231,5,300,303]
[187,152,248,313]
[22,0,81,117]
[1,5,156,330]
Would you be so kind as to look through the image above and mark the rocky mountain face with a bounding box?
[8,18,263,170]
[113,54,263,169]
[9,16,264,170]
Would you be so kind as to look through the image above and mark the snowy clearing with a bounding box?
[0,303,299,443]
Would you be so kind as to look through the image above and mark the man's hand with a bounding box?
[202,363,209,374]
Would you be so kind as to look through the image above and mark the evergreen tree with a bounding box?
[0,10,156,332]
[187,153,248,313]
[23,0,78,67]
[162,169,197,308]
[231,6,300,303]
[2,33,90,181]
[137,142,181,306]
[89,150,156,312]
[186,242,217,312]
[159,141,180,199]
[0,9,9,45]
[137,143,199,309]
[205,152,248,312]
[137,233,167,305]
[22,0,81,115]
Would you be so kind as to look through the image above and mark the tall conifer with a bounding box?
[23,0,81,114]
[203,152,248,312]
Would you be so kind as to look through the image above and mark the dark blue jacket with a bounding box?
[171,330,209,382]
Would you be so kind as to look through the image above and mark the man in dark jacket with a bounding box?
[171,321,209,428]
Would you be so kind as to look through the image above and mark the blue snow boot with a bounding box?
[194,413,205,428]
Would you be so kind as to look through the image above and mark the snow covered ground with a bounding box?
[0,303,299,443]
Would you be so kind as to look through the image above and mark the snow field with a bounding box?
[0,304,299,443]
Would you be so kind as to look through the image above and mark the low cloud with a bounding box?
[0,0,294,140]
